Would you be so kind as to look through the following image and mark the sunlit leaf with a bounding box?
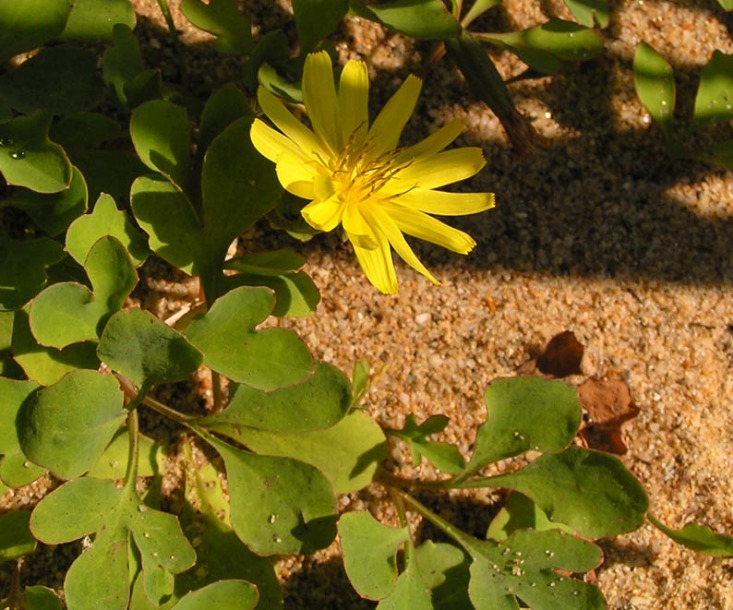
[181,0,253,54]
[172,581,259,610]
[563,0,609,28]
[648,515,733,557]
[350,0,461,39]
[292,0,348,52]
[693,50,733,124]
[0,377,44,488]
[59,0,136,41]
[633,42,675,129]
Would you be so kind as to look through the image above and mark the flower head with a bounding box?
[250,51,495,294]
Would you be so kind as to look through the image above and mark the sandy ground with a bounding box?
[3,0,733,608]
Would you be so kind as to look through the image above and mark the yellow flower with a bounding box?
[250,51,495,294]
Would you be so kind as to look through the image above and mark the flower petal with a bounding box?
[275,151,318,199]
[257,86,327,160]
[352,231,398,294]
[250,119,303,162]
[302,51,341,154]
[383,202,477,254]
[395,118,464,163]
[343,202,378,249]
[365,204,439,285]
[339,59,370,146]
[395,188,495,216]
[301,194,345,233]
[367,74,422,157]
[394,147,486,190]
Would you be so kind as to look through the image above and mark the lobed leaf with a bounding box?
[185,286,313,390]
[205,435,337,556]
[462,377,581,479]
[413,541,472,609]
[339,511,410,600]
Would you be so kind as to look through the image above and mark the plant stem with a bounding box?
[397,490,476,552]
[142,394,198,426]
[155,0,189,87]
[123,407,140,494]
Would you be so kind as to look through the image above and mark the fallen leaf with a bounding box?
[578,377,640,454]
[536,331,584,378]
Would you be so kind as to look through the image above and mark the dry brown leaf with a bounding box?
[535,330,584,378]
[578,377,640,454]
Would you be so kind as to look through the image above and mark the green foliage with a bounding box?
[0,1,724,607]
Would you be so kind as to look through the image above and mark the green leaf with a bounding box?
[185,286,313,390]
[0,111,72,193]
[481,446,649,538]
[461,0,501,28]
[0,311,22,378]
[386,414,464,474]
[0,377,45,487]
[413,541,472,610]
[17,369,126,479]
[648,514,733,557]
[480,20,604,74]
[351,0,461,40]
[695,139,733,169]
[462,377,581,478]
[0,233,65,311]
[1,166,87,236]
[59,0,136,41]
[172,581,259,610]
[633,42,675,129]
[0,511,37,562]
[0,45,105,115]
[30,236,137,348]
[180,0,254,54]
[199,116,280,266]
[66,193,149,267]
[198,85,253,158]
[204,410,387,494]
[292,0,348,53]
[204,434,337,555]
[563,0,609,28]
[694,50,733,124]
[131,100,192,192]
[486,492,575,542]
[716,0,733,9]
[87,429,160,479]
[0,0,73,63]
[339,511,410,600]
[130,174,203,274]
[11,308,100,386]
[464,529,604,609]
[102,24,162,109]
[98,308,203,390]
[31,477,196,610]
[177,455,283,608]
[201,362,350,432]
[23,586,62,610]
[376,553,433,609]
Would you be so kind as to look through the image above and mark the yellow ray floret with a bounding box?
[250,50,495,294]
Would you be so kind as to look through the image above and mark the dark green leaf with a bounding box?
[180,0,253,54]
[0,233,65,310]
[11,308,100,386]
[0,377,44,487]
[462,377,581,479]
[30,236,137,348]
[66,193,149,267]
[205,435,337,555]
[694,50,733,124]
[0,511,37,562]
[185,286,313,390]
[59,0,136,41]
[98,308,203,390]
[204,410,387,493]
[130,100,192,192]
[1,166,87,236]
[486,492,575,542]
[292,0,348,53]
[563,0,609,28]
[17,369,126,479]
[696,139,733,169]
[480,446,649,538]
[633,42,675,129]
[201,361,350,432]
[0,111,72,193]
[172,581,259,610]
[351,0,461,40]
[339,511,409,600]
[0,45,105,115]
[414,541,472,610]
[0,0,73,63]
[198,84,253,158]
[648,514,733,557]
